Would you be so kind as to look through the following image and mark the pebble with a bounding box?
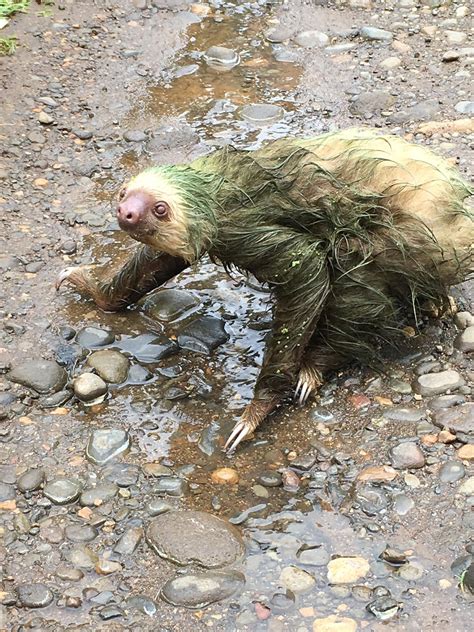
[99,605,124,620]
[154,476,189,496]
[16,583,54,608]
[126,595,157,616]
[86,350,130,383]
[240,103,285,125]
[117,333,177,363]
[127,363,153,383]
[203,46,239,69]
[459,476,474,495]
[96,559,123,575]
[327,557,370,584]
[349,91,395,117]
[17,468,45,492]
[380,56,401,69]
[357,465,398,482]
[279,566,316,593]
[114,527,143,555]
[312,615,358,632]
[76,327,115,348]
[454,312,474,329]
[211,468,239,484]
[161,570,245,608]
[366,596,399,620]
[55,566,84,581]
[146,499,172,516]
[73,373,108,402]
[143,289,199,322]
[146,510,244,568]
[298,545,330,566]
[80,482,119,506]
[123,130,146,142]
[434,403,473,442]
[294,30,329,48]
[399,561,423,580]
[390,442,425,469]
[65,524,98,542]
[439,460,465,483]
[457,444,474,460]
[383,407,423,423]
[430,394,466,410]
[8,360,67,394]
[393,494,415,515]
[38,111,54,125]
[0,482,15,501]
[103,463,140,487]
[455,326,474,352]
[43,478,82,504]
[86,429,131,465]
[360,26,393,41]
[454,101,474,115]
[257,471,283,487]
[265,26,294,43]
[178,316,229,354]
[416,370,465,396]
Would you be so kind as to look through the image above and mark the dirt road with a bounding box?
[0,1,473,630]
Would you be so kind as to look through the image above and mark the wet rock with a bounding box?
[390,442,425,469]
[43,478,82,504]
[388,378,412,394]
[273,48,299,63]
[310,407,335,423]
[42,389,73,408]
[459,476,474,495]
[95,559,123,575]
[298,545,330,566]
[143,289,199,322]
[455,326,474,352]
[154,477,189,496]
[439,460,465,483]
[65,524,98,542]
[380,547,407,566]
[279,566,315,593]
[349,91,395,117]
[0,482,15,501]
[114,527,143,555]
[455,101,474,115]
[356,485,388,515]
[366,596,400,620]
[146,510,245,568]
[178,316,229,354]
[198,421,220,456]
[86,429,131,465]
[265,26,294,43]
[103,463,139,487]
[211,468,239,485]
[240,103,285,125]
[357,465,398,482]
[360,26,393,41]
[203,45,239,69]
[38,111,54,125]
[86,350,130,383]
[399,561,423,580]
[123,130,146,142]
[430,394,466,410]
[80,482,118,506]
[146,499,173,516]
[393,494,415,515]
[416,370,465,396]
[68,546,98,570]
[434,403,473,442]
[126,595,157,616]
[257,471,283,487]
[327,557,370,584]
[73,373,107,402]
[383,407,424,423]
[76,327,115,348]
[161,570,245,608]
[99,604,124,620]
[8,360,67,394]
[17,584,53,608]
[117,333,177,363]
[127,363,153,383]
[17,468,45,492]
[56,566,84,581]
[313,615,358,632]
[295,30,329,48]
[282,468,300,492]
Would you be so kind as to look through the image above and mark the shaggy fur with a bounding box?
[57,128,474,450]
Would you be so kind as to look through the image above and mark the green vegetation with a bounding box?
[0,1,30,18]
[0,35,17,54]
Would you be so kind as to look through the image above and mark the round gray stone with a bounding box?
[389,442,425,470]
[203,46,239,69]
[298,546,330,566]
[455,101,474,115]
[433,403,473,442]
[455,326,474,353]
[240,103,285,126]
[0,482,15,501]
[154,477,189,497]
[43,478,82,504]
[177,316,229,354]
[439,460,465,483]
[161,570,245,608]
[65,524,98,542]
[86,429,131,465]
[360,26,393,41]
[8,360,67,394]
[416,370,465,396]
[146,510,245,568]
[392,494,415,515]
[17,583,53,608]
[143,289,199,322]
[73,373,108,402]
[123,130,147,142]
[80,482,118,506]
[294,30,329,48]
[17,468,45,493]
[76,326,115,348]
[383,407,424,423]
[86,350,130,383]
[114,527,144,555]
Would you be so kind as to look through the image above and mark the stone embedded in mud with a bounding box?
[327,557,370,584]
[457,444,474,461]
[8,360,67,394]
[73,373,108,402]
[17,468,45,493]
[178,316,229,354]
[265,26,294,43]
[103,463,140,487]
[455,326,474,352]
[114,527,144,555]
[146,510,245,568]
[240,103,285,126]
[433,403,473,442]
[439,460,465,483]
[211,468,239,485]
[86,429,131,466]
[76,326,115,348]
[297,546,330,567]
[0,482,15,501]
[142,288,199,322]
[80,482,119,506]
[349,90,395,117]
[86,350,130,383]
[415,370,465,396]
[154,476,189,497]
[161,570,245,608]
[393,494,415,515]
[43,478,82,505]
[203,45,240,69]
[313,614,358,632]
[117,332,177,363]
[123,129,146,142]
[65,524,98,543]
[146,499,173,516]
[279,566,316,593]
[357,465,398,482]
[294,30,329,48]
[383,407,424,423]
[127,363,153,383]
[16,583,54,608]
[459,476,474,495]
[366,596,400,620]
[389,442,425,470]
[126,595,157,616]
[360,26,393,41]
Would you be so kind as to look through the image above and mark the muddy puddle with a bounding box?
[19,0,473,629]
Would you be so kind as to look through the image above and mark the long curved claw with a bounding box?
[294,366,323,406]
[56,267,80,291]
[224,420,251,454]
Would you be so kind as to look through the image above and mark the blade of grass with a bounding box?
[0,35,17,54]
[0,1,30,19]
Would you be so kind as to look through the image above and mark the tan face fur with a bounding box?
[117,171,194,261]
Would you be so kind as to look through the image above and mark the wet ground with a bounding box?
[0,0,473,630]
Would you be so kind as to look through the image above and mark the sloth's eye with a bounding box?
[118,188,127,200]
[154,201,169,218]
